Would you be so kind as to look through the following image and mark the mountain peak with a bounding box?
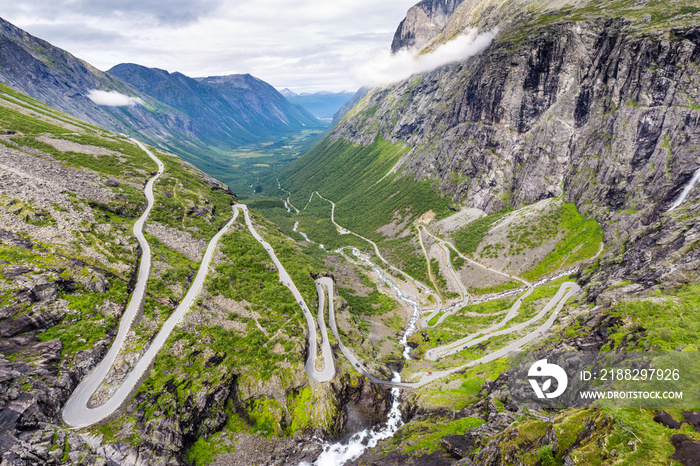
[283,89,356,119]
[279,88,298,98]
[391,0,467,52]
[0,16,322,183]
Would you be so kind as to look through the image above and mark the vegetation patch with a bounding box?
[522,203,602,279]
[281,138,452,241]
[37,279,125,354]
[605,284,700,351]
[453,212,506,256]
[338,286,397,317]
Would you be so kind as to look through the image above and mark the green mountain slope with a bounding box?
[0,83,363,465]
[0,17,324,195]
[271,0,700,464]
[282,138,452,236]
[109,64,323,146]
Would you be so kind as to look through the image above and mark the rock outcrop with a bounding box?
[391,0,467,52]
[341,19,700,217]
[669,434,700,466]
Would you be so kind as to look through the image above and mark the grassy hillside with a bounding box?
[280,137,453,239]
[0,82,343,464]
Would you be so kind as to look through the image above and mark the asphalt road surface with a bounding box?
[63,140,236,428]
[235,204,334,382]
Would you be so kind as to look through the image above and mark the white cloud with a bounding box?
[86,90,144,106]
[351,29,498,87]
[0,0,419,92]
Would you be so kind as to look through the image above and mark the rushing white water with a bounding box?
[293,220,312,242]
[304,373,404,466]
[532,268,579,287]
[350,248,421,359]
[282,198,291,213]
[300,249,423,466]
[668,166,700,211]
[293,221,325,250]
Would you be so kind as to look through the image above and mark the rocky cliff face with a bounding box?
[305,1,700,463]
[333,87,371,122]
[341,19,700,211]
[334,6,700,290]
[391,0,467,52]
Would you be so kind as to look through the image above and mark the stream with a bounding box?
[294,221,324,249]
[352,248,421,360]
[668,165,700,211]
[302,248,422,465]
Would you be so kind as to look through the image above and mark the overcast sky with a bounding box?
[0,0,418,93]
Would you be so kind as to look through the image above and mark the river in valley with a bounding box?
[301,248,422,465]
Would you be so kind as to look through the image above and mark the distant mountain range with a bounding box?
[109,64,321,147]
[0,16,324,180]
[280,89,355,119]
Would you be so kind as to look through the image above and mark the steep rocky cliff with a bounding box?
[391,0,468,52]
[329,0,700,289]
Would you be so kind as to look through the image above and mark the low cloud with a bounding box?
[351,28,498,87]
[8,0,222,27]
[21,23,127,46]
[87,90,144,106]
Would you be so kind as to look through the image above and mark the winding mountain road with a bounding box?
[419,226,533,329]
[277,178,300,214]
[437,236,470,304]
[416,226,440,297]
[424,281,578,361]
[235,204,334,382]
[62,149,586,430]
[403,281,580,387]
[287,190,582,388]
[318,276,416,388]
[62,140,237,428]
[320,266,579,388]
[312,191,443,312]
[418,226,470,328]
